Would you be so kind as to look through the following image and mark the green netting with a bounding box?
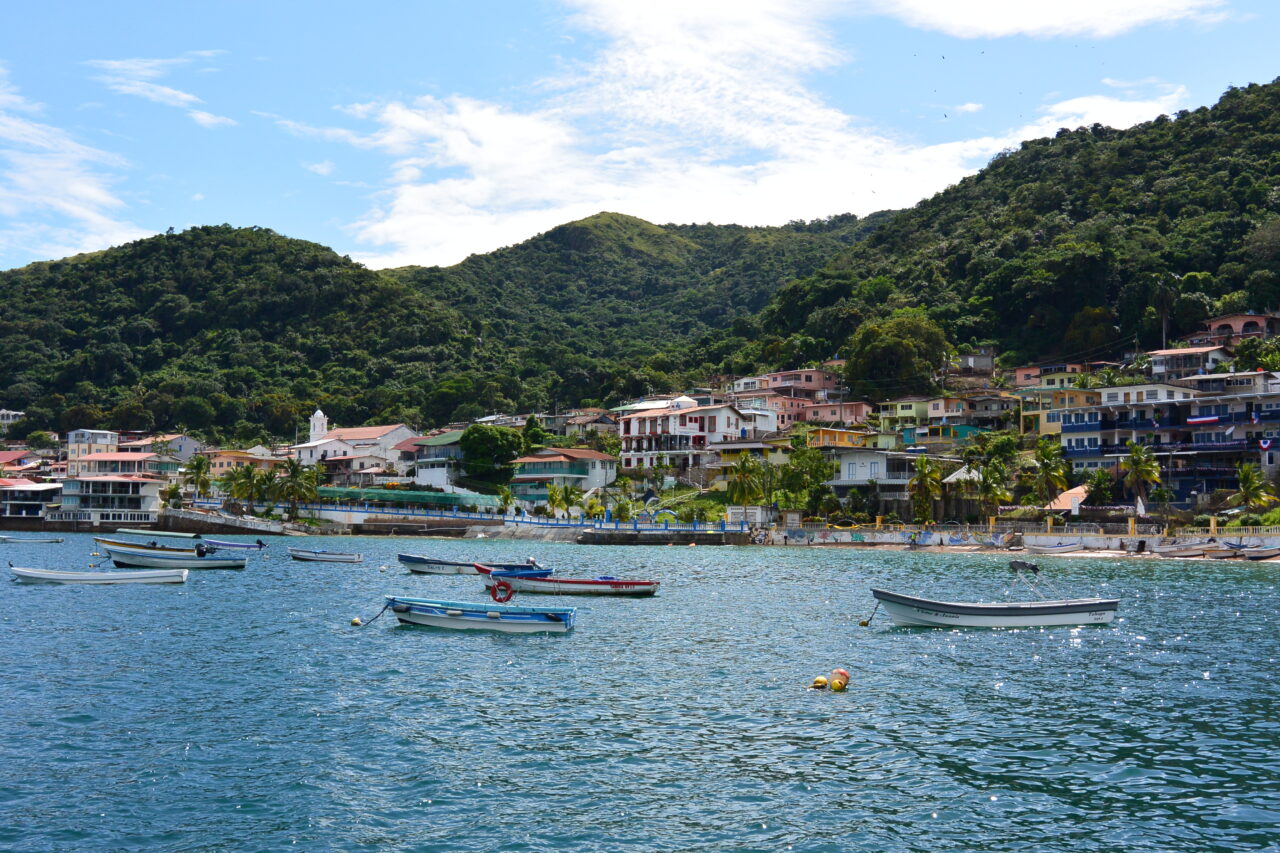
[317,486,498,507]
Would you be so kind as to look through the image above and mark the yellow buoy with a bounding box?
[810,676,828,689]
[351,617,362,626]
[830,678,848,692]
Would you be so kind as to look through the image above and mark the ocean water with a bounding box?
[1,535,1278,852]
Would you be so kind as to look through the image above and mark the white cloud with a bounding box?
[0,64,148,264]
[862,0,1228,38]
[192,192,205,201]
[86,51,235,129]
[266,1,1198,267]
[188,109,236,128]
[955,102,984,113]
[304,160,335,176]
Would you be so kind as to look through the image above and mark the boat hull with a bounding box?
[1242,546,1280,560]
[0,536,64,544]
[288,548,362,563]
[478,567,659,596]
[103,546,246,569]
[400,556,541,575]
[871,588,1118,628]
[1024,543,1084,555]
[385,596,575,633]
[95,537,200,553]
[1156,548,1206,558]
[12,566,188,584]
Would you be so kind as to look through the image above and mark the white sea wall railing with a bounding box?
[190,499,753,532]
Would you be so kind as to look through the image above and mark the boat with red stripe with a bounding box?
[474,563,660,597]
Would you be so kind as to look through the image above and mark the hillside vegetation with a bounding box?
[704,79,1280,391]
[0,213,884,441]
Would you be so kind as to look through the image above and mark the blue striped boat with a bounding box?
[385,596,575,633]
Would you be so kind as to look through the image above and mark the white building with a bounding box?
[294,409,415,467]
[0,409,24,433]
[618,397,749,473]
[510,447,619,505]
[48,475,163,525]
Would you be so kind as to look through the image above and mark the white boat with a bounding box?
[102,545,247,570]
[871,589,1118,627]
[0,536,65,544]
[11,566,188,584]
[868,560,1118,628]
[476,564,659,597]
[1241,545,1280,560]
[385,596,575,633]
[95,537,204,553]
[1024,541,1084,555]
[1152,545,1206,558]
[288,547,362,563]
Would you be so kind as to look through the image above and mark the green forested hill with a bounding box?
[384,210,890,401]
[709,79,1280,388]
[0,212,885,440]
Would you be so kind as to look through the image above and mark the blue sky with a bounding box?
[0,0,1276,270]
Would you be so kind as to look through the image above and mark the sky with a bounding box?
[0,0,1276,271]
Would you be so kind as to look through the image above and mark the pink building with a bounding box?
[800,400,872,425]
[1181,312,1280,347]
[762,368,841,401]
[1012,367,1041,387]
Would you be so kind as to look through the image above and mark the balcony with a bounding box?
[1060,422,1102,433]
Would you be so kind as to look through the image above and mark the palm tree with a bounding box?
[545,483,566,518]
[977,461,1012,518]
[563,485,585,518]
[160,483,183,509]
[217,464,255,509]
[725,454,765,505]
[583,496,606,519]
[496,485,514,515]
[250,466,279,516]
[909,456,942,523]
[1120,441,1161,505]
[1229,462,1278,512]
[181,453,212,500]
[275,458,317,520]
[1030,439,1070,502]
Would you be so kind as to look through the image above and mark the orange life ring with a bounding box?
[490,580,515,603]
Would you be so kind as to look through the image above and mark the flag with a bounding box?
[1187,415,1219,425]
[1261,439,1273,450]
[1152,416,1161,429]
[1253,411,1260,424]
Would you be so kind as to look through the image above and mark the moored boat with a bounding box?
[398,555,545,575]
[1024,541,1085,555]
[870,588,1118,628]
[102,545,247,570]
[11,566,188,584]
[95,537,203,553]
[475,564,659,597]
[203,538,268,550]
[385,595,576,633]
[0,536,65,544]
[288,547,362,563]
[1241,545,1280,560]
[1153,546,1207,558]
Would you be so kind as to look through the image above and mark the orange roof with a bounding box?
[324,424,406,441]
[79,452,156,462]
[1147,346,1224,356]
[1045,485,1090,511]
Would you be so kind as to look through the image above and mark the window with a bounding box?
[869,461,879,478]
[1106,392,1119,402]
[1145,390,1158,400]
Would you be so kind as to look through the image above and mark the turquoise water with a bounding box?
[1,535,1278,852]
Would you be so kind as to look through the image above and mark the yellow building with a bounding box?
[806,427,873,450]
[706,436,792,491]
[1022,389,1101,435]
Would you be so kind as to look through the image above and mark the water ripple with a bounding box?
[1,537,1278,851]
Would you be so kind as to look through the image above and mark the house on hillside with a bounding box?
[1180,312,1280,347]
[0,478,61,518]
[619,397,748,474]
[1146,346,1229,381]
[292,410,415,468]
[412,430,466,488]
[0,409,24,434]
[66,429,119,476]
[509,447,618,505]
[119,433,207,461]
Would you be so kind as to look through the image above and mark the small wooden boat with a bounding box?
[288,547,362,563]
[115,528,200,539]
[385,596,575,633]
[475,564,660,597]
[204,538,268,550]
[398,555,543,575]
[1241,545,1280,560]
[1024,541,1084,555]
[102,545,247,570]
[871,589,1118,627]
[868,561,1118,628]
[95,537,202,553]
[1204,548,1243,559]
[1153,545,1206,558]
[0,536,65,544]
[11,566,188,584]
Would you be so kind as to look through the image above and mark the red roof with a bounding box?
[0,451,32,464]
[392,436,427,452]
[77,452,156,462]
[324,424,406,441]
